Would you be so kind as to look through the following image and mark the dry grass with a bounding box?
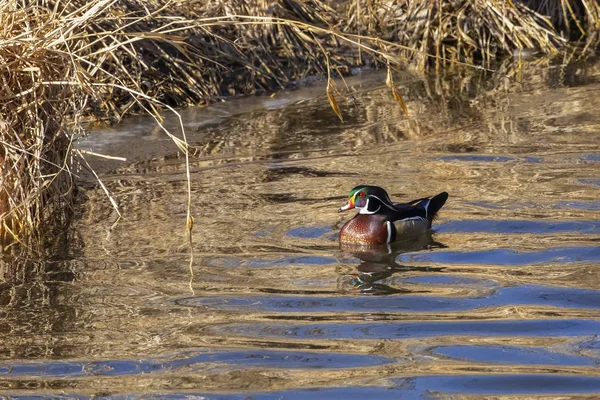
[0,0,599,252]
[0,2,82,250]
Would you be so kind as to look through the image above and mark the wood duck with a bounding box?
[338,185,448,246]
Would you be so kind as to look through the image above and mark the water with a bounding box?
[1,58,600,398]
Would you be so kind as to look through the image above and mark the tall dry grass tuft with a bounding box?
[0,2,83,250]
[524,0,600,44]
[0,0,190,250]
[0,0,599,252]
[341,0,599,69]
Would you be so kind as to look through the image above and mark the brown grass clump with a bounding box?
[340,0,599,69]
[0,3,81,250]
[0,0,599,252]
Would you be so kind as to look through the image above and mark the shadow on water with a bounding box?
[2,56,600,397]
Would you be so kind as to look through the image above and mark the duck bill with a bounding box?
[338,198,355,212]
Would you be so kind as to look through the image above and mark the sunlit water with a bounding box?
[1,58,600,399]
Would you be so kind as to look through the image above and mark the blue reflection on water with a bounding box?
[433,344,598,366]
[15,374,600,399]
[0,349,391,379]
[287,226,332,238]
[206,319,600,339]
[437,219,600,234]
[178,284,600,312]
[397,246,600,265]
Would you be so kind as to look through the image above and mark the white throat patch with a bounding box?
[357,198,381,214]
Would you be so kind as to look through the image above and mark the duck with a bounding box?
[338,185,448,246]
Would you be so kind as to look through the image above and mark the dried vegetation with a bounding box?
[0,0,599,250]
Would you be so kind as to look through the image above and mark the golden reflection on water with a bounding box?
[1,57,600,397]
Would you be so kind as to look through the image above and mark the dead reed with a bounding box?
[0,0,598,251]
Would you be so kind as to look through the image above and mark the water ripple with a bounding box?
[204,319,600,339]
[398,246,600,265]
[433,344,599,366]
[438,219,600,234]
[0,349,391,379]
[19,375,600,399]
[177,284,600,313]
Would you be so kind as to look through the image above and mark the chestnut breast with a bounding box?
[339,214,389,245]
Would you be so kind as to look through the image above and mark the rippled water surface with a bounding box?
[2,59,600,399]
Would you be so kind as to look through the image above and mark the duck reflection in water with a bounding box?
[339,232,446,295]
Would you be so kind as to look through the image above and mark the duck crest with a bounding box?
[338,185,448,246]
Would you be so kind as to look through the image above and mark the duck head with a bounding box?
[338,185,395,215]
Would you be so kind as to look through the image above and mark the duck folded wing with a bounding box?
[390,192,448,226]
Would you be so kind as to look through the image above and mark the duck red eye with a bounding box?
[358,192,366,198]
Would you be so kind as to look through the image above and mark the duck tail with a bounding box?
[416,192,448,225]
